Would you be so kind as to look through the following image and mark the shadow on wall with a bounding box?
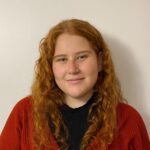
[104,34,150,134]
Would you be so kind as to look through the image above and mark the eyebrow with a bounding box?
[53,50,92,59]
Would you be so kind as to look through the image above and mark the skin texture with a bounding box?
[52,33,101,108]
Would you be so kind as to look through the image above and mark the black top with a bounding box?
[60,96,94,150]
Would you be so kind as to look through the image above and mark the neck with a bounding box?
[65,93,93,108]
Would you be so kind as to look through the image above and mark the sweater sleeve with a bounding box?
[108,103,150,150]
[128,106,150,150]
[0,97,32,150]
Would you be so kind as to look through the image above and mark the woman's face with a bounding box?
[52,33,101,106]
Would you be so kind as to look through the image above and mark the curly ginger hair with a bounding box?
[31,19,123,150]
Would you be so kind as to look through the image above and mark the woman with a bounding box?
[0,19,149,150]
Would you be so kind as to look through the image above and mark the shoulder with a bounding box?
[110,103,150,149]
[8,96,33,121]
[117,102,143,124]
[0,96,33,149]
[117,102,140,118]
[12,96,32,113]
[0,96,33,135]
[14,96,32,109]
[116,102,149,139]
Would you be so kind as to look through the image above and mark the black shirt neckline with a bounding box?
[61,95,94,115]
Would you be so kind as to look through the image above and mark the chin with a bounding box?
[67,92,91,100]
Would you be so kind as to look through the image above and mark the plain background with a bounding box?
[0,0,150,135]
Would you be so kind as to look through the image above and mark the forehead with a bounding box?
[54,33,93,55]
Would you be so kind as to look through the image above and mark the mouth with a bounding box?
[66,78,84,84]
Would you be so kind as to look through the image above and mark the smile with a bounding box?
[66,78,84,84]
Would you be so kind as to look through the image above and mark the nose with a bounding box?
[67,60,79,74]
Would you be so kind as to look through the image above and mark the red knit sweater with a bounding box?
[0,97,150,150]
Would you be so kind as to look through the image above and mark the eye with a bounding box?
[55,57,68,63]
[77,54,88,60]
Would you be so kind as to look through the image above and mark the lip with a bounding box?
[66,78,84,84]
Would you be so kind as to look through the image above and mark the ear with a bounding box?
[98,52,102,72]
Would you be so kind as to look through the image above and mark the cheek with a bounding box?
[83,60,99,74]
[52,65,65,79]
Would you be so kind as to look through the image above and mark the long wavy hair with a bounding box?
[31,19,123,150]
